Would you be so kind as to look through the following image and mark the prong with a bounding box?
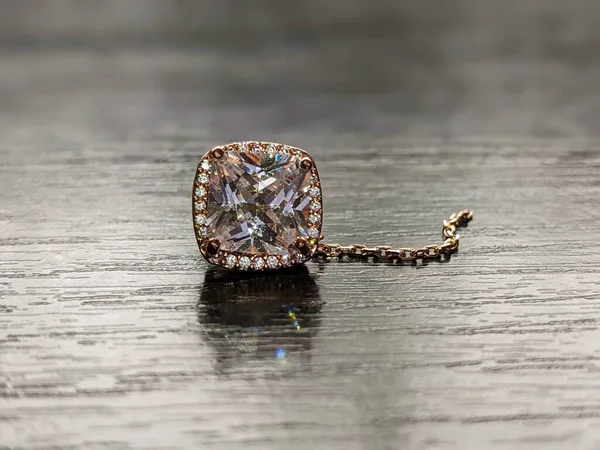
[293,237,313,257]
[201,238,220,257]
[211,147,224,159]
[300,157,313,170]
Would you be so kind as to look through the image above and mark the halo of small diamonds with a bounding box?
[193,153,212,240]
[193,141,324,271]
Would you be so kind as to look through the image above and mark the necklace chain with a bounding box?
[315,209,474,261]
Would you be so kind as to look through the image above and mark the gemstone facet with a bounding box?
[193,142,323,270]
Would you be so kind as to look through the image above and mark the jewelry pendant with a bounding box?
[192,141,473,271]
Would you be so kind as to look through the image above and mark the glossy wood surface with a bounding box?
[2,1,600,449]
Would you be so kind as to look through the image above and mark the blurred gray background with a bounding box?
[2,0,600,142]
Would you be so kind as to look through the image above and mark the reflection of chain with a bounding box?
[316,210,474,261]
[274,307,302,359]
[288,308,301,331]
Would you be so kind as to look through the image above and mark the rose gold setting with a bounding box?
[200,238,220,258]
[293,237,313,257]
[300,157,313,170]
[210,147,224,159]
[192,141,324,271]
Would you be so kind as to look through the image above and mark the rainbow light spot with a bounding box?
[274,346,287,360]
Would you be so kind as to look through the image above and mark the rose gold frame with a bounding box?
[192,141,324,271]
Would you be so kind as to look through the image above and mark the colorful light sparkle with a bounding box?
[274,346,287,359]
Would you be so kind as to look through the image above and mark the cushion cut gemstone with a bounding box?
[203,143,321,260]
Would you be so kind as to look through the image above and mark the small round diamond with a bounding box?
[195,186,206,197]
[194,214,206,225]
[253,257,265,270]
[309,214,320,224]
[198,227,209,237]
[309,186,320,197]
[267,255,279,269]
[308,227,319,238]
[238,142,249,153]
[267,144,278,157]
[239,256,251,270]
[225,254,237,268]
[281,254,291,266]
[310,200,321,211]
[194,201,206,211]
[198,173,209,184]
[200,159,211,171]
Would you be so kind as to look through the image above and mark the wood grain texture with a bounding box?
[2,1,600,449]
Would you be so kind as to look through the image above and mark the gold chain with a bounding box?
[315,209,474,261]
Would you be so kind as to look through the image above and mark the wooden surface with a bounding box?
[2,2,600,449]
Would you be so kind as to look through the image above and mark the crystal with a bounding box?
[198,173,209,184]
[309,186,320,197]
[201,160,211,171]
[310,200,321,211]
[225,254,237,268]
[195,186,206,197]
[253,257,265,270]
[205,144,319,258]
[194,201,206,211]
[239,256,251,270]
[195,214,206,225]
[308,227,319,237]
[267,255,279,269]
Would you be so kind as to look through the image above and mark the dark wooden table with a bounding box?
[2,2,600,449]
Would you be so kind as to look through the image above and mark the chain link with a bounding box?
[315,209,473,262]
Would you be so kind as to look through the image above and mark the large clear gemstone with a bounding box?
[205,145,318,257]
